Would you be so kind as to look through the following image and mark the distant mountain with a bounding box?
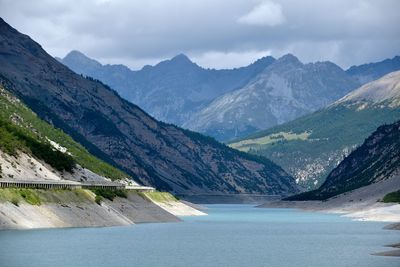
[0,18,298,197]
[60,50,400,142]
[59,50,275,126]
[185,54,359,141]
[287,120,400,200]
[346,56,400,84]
[229,71,400,189]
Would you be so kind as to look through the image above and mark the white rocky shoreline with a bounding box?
[0,190,206,230]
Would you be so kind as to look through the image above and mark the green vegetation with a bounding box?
[0,188,94,205]
[0,119,75,172]
[18,189,42,205]
[286,121,400,200]
[140,191,178,203]
[0,86,127,179]
[38,189,94,203]
[229,104,400,189]
[95,195,103,205]
[0,188,41,205]
[230,131,311,152]
[11,196,19,206]
[383,190,400,203]
[91,188,128,201]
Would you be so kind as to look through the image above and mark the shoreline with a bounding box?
[258,175,400,222]
[0,190,206,231]
[259,203,400,257]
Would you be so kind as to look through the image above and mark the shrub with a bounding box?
[114,189,128,199]
[19,189,41,205]
[0,119,75,172]
[95,195,103,205]
[11,197,19,206]
[383,190,400,203]
[91,189,127,201]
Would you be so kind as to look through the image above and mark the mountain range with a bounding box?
[347,55,400,84]
[184,54,359,140]
[229,71,400,189]
[0,18,298,197]
[59,50,400,141]
[59,50,275,128]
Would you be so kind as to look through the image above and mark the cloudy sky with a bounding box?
[0,0,399,70]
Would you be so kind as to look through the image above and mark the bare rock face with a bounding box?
[0,18,298,197]
[185,54,360,141]
[60,50,275,128]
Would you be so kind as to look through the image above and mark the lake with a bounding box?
[0,205,399,267]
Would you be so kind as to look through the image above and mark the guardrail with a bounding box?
[0,179,155,191]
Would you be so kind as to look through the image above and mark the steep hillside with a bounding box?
[287,120,400,200]
[0,18,298,197]
[60,50,275,126]
[185,54,359,141]
[0,84,127,181]
[346,55,400,84]
[229,71,400,189]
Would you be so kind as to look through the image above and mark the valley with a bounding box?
[0,1,400,266]
[229,72,400,189]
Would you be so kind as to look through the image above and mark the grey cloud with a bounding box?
[0,0,399,69]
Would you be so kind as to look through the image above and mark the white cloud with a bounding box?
[0,0,399,69]
[190,50,272,69]
[238,1,285,26]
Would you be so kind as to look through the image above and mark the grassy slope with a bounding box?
[0,188,94,205]
[0,85,127,180]
[229,104,400,188]
[140,191,178,203]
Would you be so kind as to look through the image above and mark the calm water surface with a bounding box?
[0,205,399,267]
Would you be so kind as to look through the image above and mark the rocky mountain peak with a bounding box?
[171,53,192,63]
[276,53,302,65]
[62,50,102,70]
[158,53,199,69]
[248,56,276,71]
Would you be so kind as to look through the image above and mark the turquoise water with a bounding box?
[0,205,399,267]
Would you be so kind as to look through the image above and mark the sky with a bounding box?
[0,0,399,70]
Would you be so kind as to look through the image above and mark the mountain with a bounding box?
[185,54,360,141]
[0,84,207,228]
[346,55,400,84]
[0,83,127,181]
[0,18,298,197]
[229,71,400,189]
[59,50,275,126]
[286,120,400,200]
[60,51,400,142]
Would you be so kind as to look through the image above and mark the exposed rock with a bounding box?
[185,54,359,140]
